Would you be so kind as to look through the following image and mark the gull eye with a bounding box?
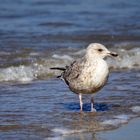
[98,49,103,52]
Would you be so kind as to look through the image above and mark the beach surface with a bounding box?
[98,117,140,140]
[49,117,140,140]
[0,0,140,139]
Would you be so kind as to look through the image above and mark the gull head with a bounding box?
[86,43,118,59]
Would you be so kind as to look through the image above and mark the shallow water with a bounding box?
[1,70,140,139]
[0,0,140,139]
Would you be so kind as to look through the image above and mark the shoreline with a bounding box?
[96,117,140,140]
[48,117,140,140]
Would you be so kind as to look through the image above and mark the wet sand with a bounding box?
[48,117,140,140]
[97,117,140,140]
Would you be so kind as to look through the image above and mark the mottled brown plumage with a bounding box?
[51,43,118,112]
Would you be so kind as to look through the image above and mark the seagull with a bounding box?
[51,43,118,112]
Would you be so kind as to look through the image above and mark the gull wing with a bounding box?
[63,59,85,85]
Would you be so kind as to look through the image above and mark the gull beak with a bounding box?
[108,51,118,57]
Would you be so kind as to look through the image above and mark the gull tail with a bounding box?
[50,67,65,79]
[50,67,66,71]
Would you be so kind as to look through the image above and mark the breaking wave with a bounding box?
[0,45,139,82]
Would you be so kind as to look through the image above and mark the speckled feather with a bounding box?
[62,56,109,94]
[50,43,118,111]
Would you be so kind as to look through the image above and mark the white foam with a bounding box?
[114,114,131,120]
[52,128,83,135]
[101,114,130,126]
[0,65,35,82]
[0,61,64,82]
[107,48,140,69]
[131,106,140,113]
[101,119,128,126]
[52,54,73,61]
[0,46,140,83]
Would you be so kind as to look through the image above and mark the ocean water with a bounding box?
[0,0,140,139]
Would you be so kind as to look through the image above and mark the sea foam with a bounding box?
[0,46,139,82]
[131,106,140,113]
[101,114,132,127]
[52,128,84,135]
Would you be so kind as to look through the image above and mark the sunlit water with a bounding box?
[1,70,140,139]
[0,0,140,139]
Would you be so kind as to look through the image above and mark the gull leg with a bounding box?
[91,96,96,112]
[79,93,83,112]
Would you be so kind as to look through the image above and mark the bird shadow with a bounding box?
[63,102,111,112]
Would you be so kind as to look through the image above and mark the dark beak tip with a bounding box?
[111,53,118,57]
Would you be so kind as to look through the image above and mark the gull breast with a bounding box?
[80,59,109,92]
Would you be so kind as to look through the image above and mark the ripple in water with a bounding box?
[0,70,140,139]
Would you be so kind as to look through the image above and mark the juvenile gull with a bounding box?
[51,43,118,112]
